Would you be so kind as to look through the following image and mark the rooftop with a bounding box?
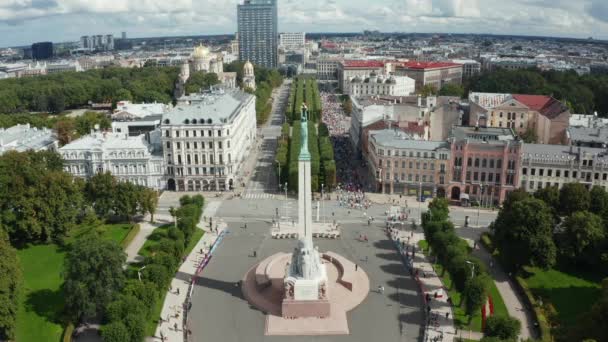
[523,144,608,163]
[469,92,512,109]
[342,60,385,68]
[512,94,569,119]
[568,126,608,144]
[60,132,153,152]
[0,124,55,153]
[450,126,517,144]
[401,61,461,70]
[370,129,447,150]
[166,89,254,125]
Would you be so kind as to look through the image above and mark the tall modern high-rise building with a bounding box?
[237,0,278,69]
[31,42,53,60]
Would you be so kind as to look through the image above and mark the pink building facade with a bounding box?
[447,126,523,205]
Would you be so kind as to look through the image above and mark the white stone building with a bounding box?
[59,132,166,190]
[520,144,608,192]
[279,32,306,51]
[162,88,257,191]
[0,124,57,155]
[347,71,415,97]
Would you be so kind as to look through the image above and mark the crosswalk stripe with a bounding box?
[241,193,276,200]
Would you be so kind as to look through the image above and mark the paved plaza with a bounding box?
[187,198,425,342]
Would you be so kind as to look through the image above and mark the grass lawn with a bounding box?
[16,244,66,342]
[522,266,602,328]
[139,224,172,258]
[68,223,135,245]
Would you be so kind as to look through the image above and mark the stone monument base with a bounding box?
[241,251,369,335]
[282,298,330,318]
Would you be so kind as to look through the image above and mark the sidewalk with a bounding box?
[125,216,170,264]
[390,228,456,342]
[150,204,228,342]
[470,244,535,340]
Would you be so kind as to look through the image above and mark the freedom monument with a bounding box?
[241,105,370,335]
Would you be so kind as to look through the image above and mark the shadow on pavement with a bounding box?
[195,276,245,300]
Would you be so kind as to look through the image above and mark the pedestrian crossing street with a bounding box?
[242,192,277,200]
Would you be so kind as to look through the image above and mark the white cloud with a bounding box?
[0,0,607,47]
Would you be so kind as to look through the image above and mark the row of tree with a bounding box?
[286,77,322,123]
[224,61,283,125]
[0,238,22,340]
[465,69,608,115]
[0,150,157,246]
[422,198,520,339]
[277,120,336,193]
[100,195,204,342]
[0,66,180,114]
[490,183,608,341]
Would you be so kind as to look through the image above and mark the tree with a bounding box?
[463,276,487,317]
[493,198,556,270]
[559,211,605,265]
[534,185,560,213]
[590,185,608,218]
[0,239,22,340]
[520,127,537,143]
[427,197,450,222]
[64,234,126,321]
[140,188,159,223]
[54,119,76,146]
[420,84,437,97]
[438,83,465,98]
[484,315,522,340]
[85,172,117,218]
[101,322,131,342]
[559,183,590,215]
[343,97,353,115]
[113,182,141,221]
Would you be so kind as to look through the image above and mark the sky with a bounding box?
[1,0,608,47]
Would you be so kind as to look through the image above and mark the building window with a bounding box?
[474,172,479,181]
[409,161,413,168]
[165,130,170,137]
[539,169,544,176]
[565,170,569,178]
[531,168,536,176]
[402,161,406,168]
[573,171,578,178]
[416,162,420,169]
[556,170,561,178]
[488,173,494,182]
[423,163,427,170]
[408,174,412,181]
[177,142,181,150]
[497,160,502,169]
[466,171,471,181]
[467,158,472,167]
[548,169,552,177]
[176,131,180,138]
[529,181,535,189]
[496,173,501,183]
[218,142,223,149]
[482,159,487,168]
[186,142,190,149]
[474,158,480,167]
[523,168,527,175]
[387,160,391,168]
[166,142,171,149]
[481,172,486,182]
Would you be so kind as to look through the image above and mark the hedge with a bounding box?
[62,323,74,342]
[120,223,140,249]
[515,276,552,342]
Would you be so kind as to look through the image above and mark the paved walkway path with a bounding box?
[470,243,535,340]
[150,202,227,342]
[390,228,456,342]
[125,217,169,264]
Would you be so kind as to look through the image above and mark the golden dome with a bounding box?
[244,60,254,73]
[192,43,210,59]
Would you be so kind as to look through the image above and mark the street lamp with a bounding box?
[321,183,325,224]
[137,266,147,282]
[284,182,288,219]
[465,260,475,279]
[476,183,484,227]
[418,173,423,225]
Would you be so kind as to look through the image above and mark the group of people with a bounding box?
[320,92,365,190]
[336,188,371,210]
[321,92,350,136]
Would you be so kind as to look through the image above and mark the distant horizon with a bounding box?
[1,0,607,49]
[3,30,607,50]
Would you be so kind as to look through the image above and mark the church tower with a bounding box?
[243,60,256,90]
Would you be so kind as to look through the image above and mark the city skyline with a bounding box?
[0,0,608,47]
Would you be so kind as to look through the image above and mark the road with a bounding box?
[243,79,291,199]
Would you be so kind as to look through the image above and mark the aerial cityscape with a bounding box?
[1,1,608,342]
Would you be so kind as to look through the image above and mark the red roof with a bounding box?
[342,60,385,68]
[512,94,568,119]
[511,94,552,111]
[401,61,461,70]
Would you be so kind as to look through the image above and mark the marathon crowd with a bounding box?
[320,91,365,191]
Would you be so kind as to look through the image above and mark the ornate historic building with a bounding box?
[243,60,256,90]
